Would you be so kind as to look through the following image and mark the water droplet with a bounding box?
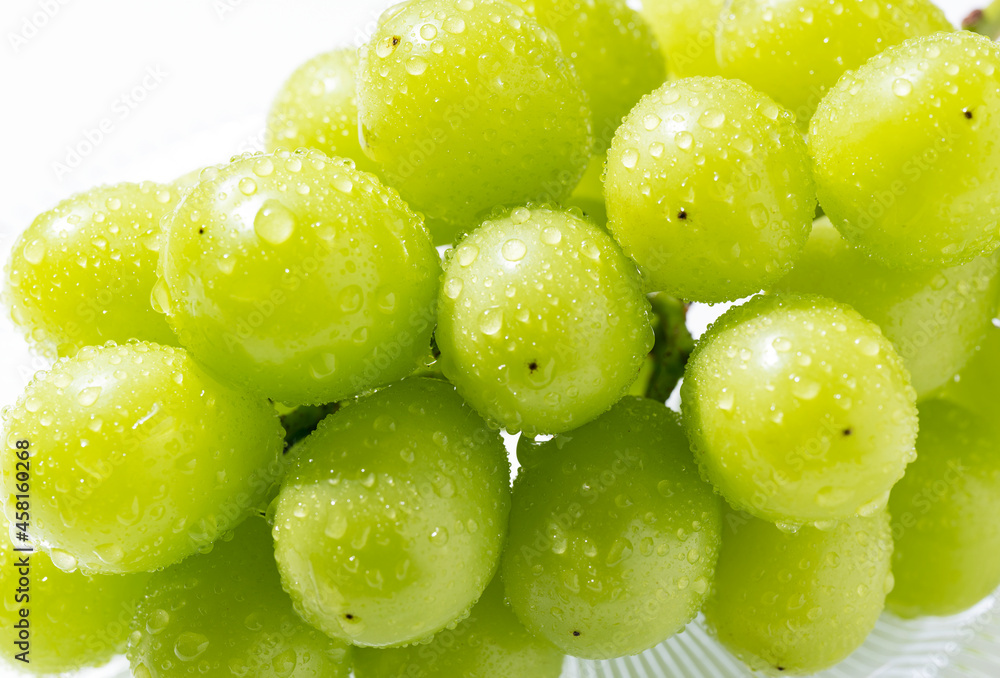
[146,609,170,634]
[22,239,46,265]
[419,24,438,40]
[443,277,464,299]
[502,238,527,262]
[333,176,354,193]
[699,109,726,129]
[95,542,124,564]
[174,632,210,662]
[325,513,348,539]
[337,285,363,313]
[77,386,102,407]
[254,200,296,245]
[510,207,531,225]
[479,308,503,335]
[150,278,172,315]
[620,148,639,169]
[457,244,479,267]
[892,79,912,97]
[541,227,562,245]
[405,56,428,76]
[674,131,694,150]
[238,177,257,196]
[443,16,466,34]
[49,548,78,573]
[429,527,449,546]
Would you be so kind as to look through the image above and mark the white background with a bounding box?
[0,0,983,408]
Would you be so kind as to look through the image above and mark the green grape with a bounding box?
[641,0,724,78]
[158,149,440,406]
[266,48,380,175]
[810,31,1000,270]
[565,154,607,226]
[937,325,1000,419]
[501,397,722,659]
[0,341,284,574]
[681,294,918,526]
[0,529,149,675]
[509,0,666,151]
[4,182,179,359]
[718,0,951,127]
[704,511,894,675]
[272,377,510,648]
[605,77,815,303]
[436,206,652,435]
[353,576,563,678]
[357,0,593,230]
[128,517,351,678]
[887,399,1000,618]
[773,218,1000,397]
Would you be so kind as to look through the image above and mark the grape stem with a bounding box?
[280,403,340,451]
[964,2,1000,39]
[645,294,695,403]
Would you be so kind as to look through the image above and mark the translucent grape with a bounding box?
[887,399,1000,618]
[605,77,815,303]
[704,511,894,675]
[4,182,179,358]
[159,149,440,406]
[272,378,510,647]
[0,341,284,573]
[509,0,666,151]
[0,529,149,675]
[773,218,1000,396]
[810,31,1000,270]
[718,0,951,127]
[266,48,380,175]
[937,325,1000,419]
[681,294,918,525]
[501,397,722,659]
[357,0,593,230]
[353,576,563,678]
[641,0,724,78]
[436,206,652,435]
[128,517,351,678]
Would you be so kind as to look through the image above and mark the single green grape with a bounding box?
[565,154,607,226]
[436,206,652,435]
[681,294,918,526]
[158,149,440,406]
[4,182,179,359]
[509,0,666,152]
[773,218,1000,397]
[266,48,380,175]
[0,529,149,675]
[501,397,722,659]
[272,378,511,648]
[704,511,894,676]
[128,517,351,678]
[605,77,815,303]
[357,0,593,231]
[0,341,284,574]
[888,399,1000,618]
[353,576,563,678]
[641,0,724,78]
[937,325,1000,419]
[810,31,1000,270]
[718,0,952,127]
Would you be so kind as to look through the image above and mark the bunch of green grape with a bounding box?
[4,0,1000,675]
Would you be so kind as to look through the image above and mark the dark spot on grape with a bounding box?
[528,360,538,373]
[842,428,852,437]
[677,209,688,220]
[392,36,401,46]
[572,631,581,637]
[198,227,205,235]
[964,109,973,120]
[345,614,355,620]
[777,667,785,672]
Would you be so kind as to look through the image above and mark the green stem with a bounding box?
[964,1,1000,39]
[644,294,695,403]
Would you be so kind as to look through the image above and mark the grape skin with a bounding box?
[436,206,652,435]
[357,0,593,230]
[566,154,608,226]
[509,0,667,152]
[502,397,722,659]
[0,530,149,675]
[704,511,894,676]
[605,77,815,303]
[887,399,1000,618]
[159,149,440,406]
[0,341,284,574]
[937,325,1000,419]
[4,182,179,359]
[353,576,564,678]
[266,48,380,176]
[128,517,351,678]
[810,31,1000,270]
[718,0,952,127]
[641,0,724,78]
[681,294,918,526]
[272,378,511,648]
[773,218,1000,397]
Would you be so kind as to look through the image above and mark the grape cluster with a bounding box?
[2,0,1000,676]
